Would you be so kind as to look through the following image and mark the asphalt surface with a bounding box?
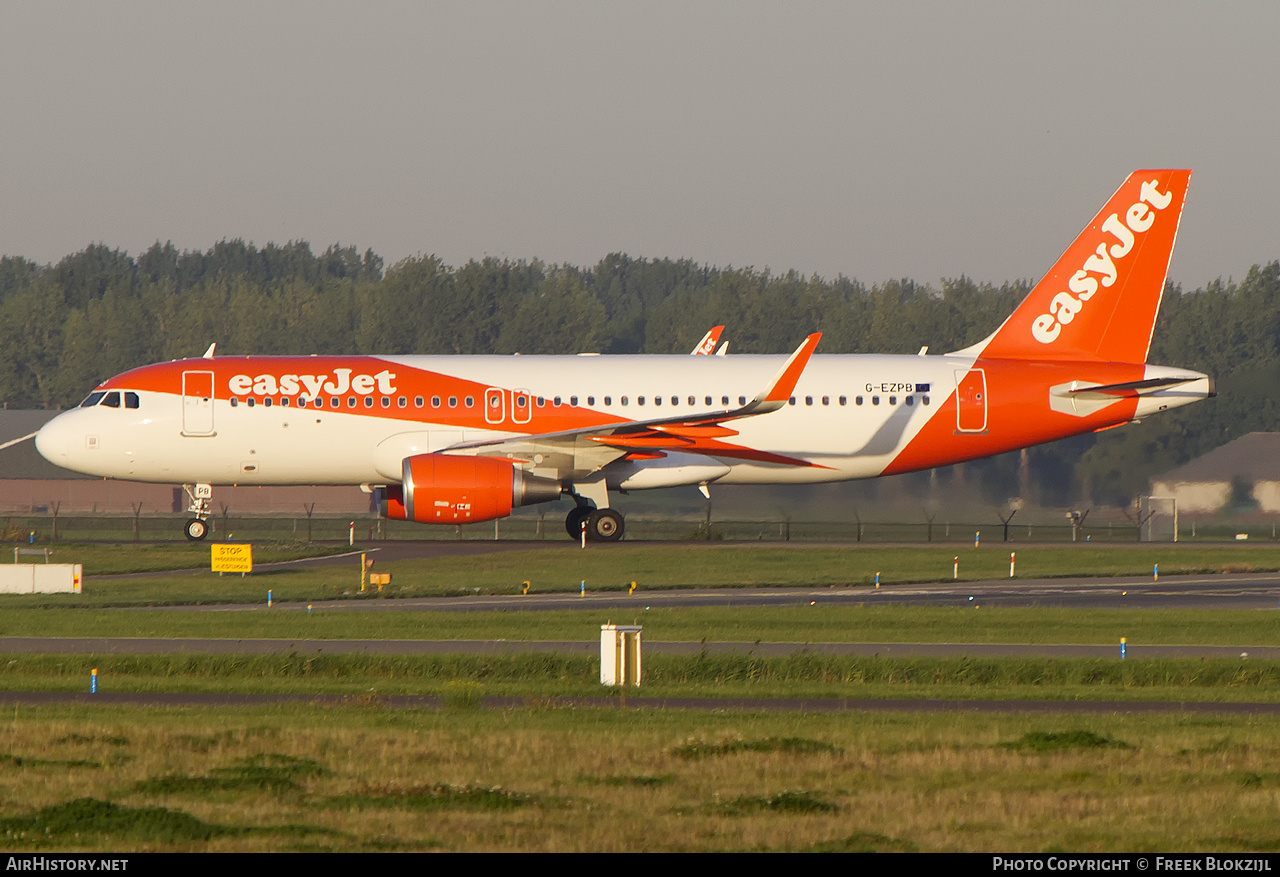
[124,572,1280,612]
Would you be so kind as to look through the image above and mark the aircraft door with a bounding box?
[182,370,215,436]
[954,368,987,433]
[512,389,532,424]
[484,388,505,424]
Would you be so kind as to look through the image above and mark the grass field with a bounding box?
[4,652,1280,703]
[4,541,1280,851]
[2,605,1279,648]
[2,705,1280,852]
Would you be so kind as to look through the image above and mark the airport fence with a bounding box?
[1,511,1276,544]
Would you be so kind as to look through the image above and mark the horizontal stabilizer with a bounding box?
[1066,376,1206,397]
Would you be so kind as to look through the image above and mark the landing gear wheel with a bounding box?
[566,506,593,539]
[184,518,208,541]
[586,508,624,542]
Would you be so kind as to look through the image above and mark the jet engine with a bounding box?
[378,454,561,524]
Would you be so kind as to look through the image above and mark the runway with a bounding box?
[123,573,1280,612]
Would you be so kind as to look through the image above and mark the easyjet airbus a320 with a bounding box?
[35,170,1213,542]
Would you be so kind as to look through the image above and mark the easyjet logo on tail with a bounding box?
[1031,179,1174,345]
[227,368,398,398]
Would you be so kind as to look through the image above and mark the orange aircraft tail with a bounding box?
[966,169,1191,364]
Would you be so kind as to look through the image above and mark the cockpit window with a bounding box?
[79,390,140,409]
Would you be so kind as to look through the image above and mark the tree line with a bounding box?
[2,240,1276,507]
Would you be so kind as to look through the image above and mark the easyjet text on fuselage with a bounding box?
[227,368,397,398]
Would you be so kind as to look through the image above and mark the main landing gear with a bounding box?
[183,483,212,541]
[565,503,625,542]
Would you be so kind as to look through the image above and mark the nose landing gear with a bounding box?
[182,483,213,541]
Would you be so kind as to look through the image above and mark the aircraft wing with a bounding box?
[445,333,821,478]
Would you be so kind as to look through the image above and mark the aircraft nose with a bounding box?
[35,412,78,468]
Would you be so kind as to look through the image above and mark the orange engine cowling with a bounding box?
[379,454,561,524]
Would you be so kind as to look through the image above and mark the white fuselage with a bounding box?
[34,352,1210,494]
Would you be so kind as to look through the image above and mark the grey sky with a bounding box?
[2,1,1276,291]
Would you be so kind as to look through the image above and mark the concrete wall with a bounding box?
[1149,480,1230,513]
[1150,479,1280,513]
[1250,481,1280,513]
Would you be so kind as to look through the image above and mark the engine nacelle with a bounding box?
[379,454,561,524]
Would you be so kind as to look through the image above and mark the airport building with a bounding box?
[1149,432,1280,513]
